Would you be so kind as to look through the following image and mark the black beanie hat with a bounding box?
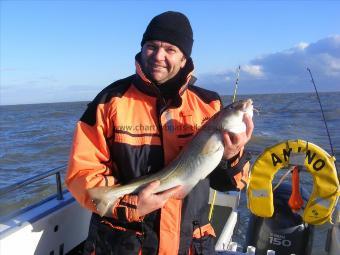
[141,11,194,57]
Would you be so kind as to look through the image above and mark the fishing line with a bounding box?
[307,68,335,157]
[209,66,241,222]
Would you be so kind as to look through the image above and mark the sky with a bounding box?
[1,0,340,105]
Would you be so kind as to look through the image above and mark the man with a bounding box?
[66,11,253,255]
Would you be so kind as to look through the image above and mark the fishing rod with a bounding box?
[209,65,241,222]
[307,67,335,157]
[232,65,241,102]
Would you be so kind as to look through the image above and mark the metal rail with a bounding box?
[0,165,67,200]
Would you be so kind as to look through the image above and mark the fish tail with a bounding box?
[87,186,119,217]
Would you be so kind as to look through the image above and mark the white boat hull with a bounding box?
[0,192,91,255]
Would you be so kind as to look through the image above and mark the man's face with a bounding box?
[141,40,187,84]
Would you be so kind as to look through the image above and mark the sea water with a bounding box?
[0,92,339,246]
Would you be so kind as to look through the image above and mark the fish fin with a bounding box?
[88,187,119,217]
[201,141,224,156]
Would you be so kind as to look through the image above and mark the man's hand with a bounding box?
[222,114,254,160]
[136,181,183,217]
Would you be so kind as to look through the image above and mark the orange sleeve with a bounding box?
[65,101,117,213]
[65,100,142,222]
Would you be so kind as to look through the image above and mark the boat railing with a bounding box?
[0,165,67,200]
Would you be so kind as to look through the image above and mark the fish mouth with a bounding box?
[231,99,253,120]
[242,99,254,115]
[244,99,253,109]
[222,98,254,116]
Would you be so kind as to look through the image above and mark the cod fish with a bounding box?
[89,99,254,216]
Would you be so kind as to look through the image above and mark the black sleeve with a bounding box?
[209,151,252,191]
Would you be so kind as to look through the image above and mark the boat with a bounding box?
[0,140,339,255]
[0,164,241,254]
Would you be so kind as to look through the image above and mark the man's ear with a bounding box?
[180,56,187,68]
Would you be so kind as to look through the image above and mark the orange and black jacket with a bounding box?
[66,54,250,255]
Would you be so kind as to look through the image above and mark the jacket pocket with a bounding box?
[190,222,216,255]
[191,235,215,255]
[83,215,142,255]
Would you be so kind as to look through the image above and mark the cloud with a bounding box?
[198,35,340,94]
[296,42,309,50]
[242,65,264,78]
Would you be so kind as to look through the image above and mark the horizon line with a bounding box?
[1,90,339,107]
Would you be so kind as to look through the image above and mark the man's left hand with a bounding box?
[222,114,254,160]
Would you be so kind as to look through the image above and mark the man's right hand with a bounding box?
[136,180,183,217]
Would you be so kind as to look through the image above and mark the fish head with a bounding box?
[218,98,253,134]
